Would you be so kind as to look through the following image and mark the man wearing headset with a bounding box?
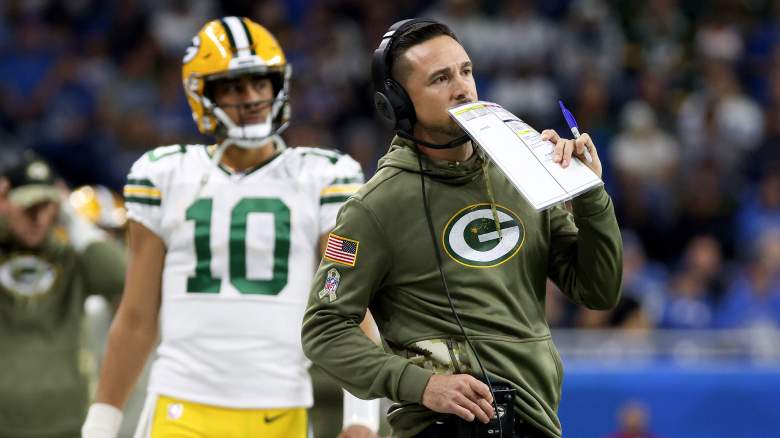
[302,19,622,438]
[81,17,379,438]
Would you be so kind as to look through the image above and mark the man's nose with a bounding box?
[451,75,471,102]
[240,86,263,104]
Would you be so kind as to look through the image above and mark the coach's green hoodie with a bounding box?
[302,136,622,437]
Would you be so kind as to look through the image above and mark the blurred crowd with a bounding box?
[1,0,780,332]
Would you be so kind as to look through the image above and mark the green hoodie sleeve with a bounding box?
[79,240,127,301]
[547,186,623,310]
[302,196,434,402]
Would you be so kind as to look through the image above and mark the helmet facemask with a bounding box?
[188,65,291,150]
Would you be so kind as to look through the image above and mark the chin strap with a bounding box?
[395,130,470,149]
[196,88,289,149]
[342,390,381,432]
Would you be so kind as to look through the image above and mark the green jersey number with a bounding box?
[186,198,290,295]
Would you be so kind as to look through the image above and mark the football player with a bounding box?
[81,17,379,438]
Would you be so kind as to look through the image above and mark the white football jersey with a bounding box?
[123,142,363,408]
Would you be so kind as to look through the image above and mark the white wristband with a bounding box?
[342,389,380,432]
[81,403,123,438]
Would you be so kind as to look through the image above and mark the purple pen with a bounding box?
[558,100,593,163]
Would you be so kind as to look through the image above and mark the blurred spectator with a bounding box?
[634,70,678,132]
[736,163,780,255]
[35,56,125,190]
[106,0,150,58]
[425,0,492,68]
[660,235,726,329]
[677,61,764,179]
[621,230,668,325]
[149,0,213,57]
[605,400,660,438]
[610,100,680,191]
[715,230,780,329]
[670,158,738,259]
[556,0,625,94]
[486,66,560,127]
[608,296,654,330]
[747,97,780,182]
[626,0,690,75]
[483,0,560,125]
[108,37,161,152]
[694,9,743,63]
[0,15,62,130]
[573,74,618,189]
[152,62,201,146]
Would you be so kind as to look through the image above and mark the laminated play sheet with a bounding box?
[449,101,602,211]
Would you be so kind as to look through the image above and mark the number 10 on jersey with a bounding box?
[185,197,290,296]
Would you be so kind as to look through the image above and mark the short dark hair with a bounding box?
[388,21,459,83]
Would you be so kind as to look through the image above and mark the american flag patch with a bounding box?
[324,233,359,267]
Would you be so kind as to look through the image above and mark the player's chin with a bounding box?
[241,115,267,125]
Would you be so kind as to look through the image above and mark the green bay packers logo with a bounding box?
[442,204,525,268]
[0,255,58,298]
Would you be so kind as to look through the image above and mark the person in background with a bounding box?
[302,18,622,438]
[81,17,379,438]
[605,400,660,438]
[0,151,126,437]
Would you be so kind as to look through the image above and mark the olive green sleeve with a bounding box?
[547,186,623,310]
[80,240,127,301]
[302,197,434,402]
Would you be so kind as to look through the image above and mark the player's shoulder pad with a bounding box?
[124,144,199,205]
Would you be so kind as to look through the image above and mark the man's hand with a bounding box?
[338,424,379,438]
[541,129,602,178]
[421,374,495,423]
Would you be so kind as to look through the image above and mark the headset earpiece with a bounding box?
[373,91,395,125]
[383,78,415,132]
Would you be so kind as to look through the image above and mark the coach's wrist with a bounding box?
[398,363,435,404]
[82,403,123,438]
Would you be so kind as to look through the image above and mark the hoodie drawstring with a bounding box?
[480,151,502,239]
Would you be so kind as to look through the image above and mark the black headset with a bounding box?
[371,18,439,133]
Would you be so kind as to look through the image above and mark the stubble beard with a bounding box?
[420,118,466,142]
